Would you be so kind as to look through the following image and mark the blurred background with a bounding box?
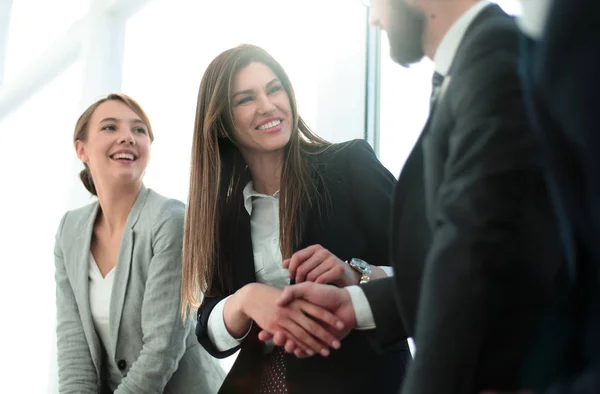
[0,0,520,390]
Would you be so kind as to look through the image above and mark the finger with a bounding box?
[284,339,296,353]
[305,257,334,282]
[289,309,339,352]
[295,252,329,283]
[278,282,312,306]
[279,313,331,356]
[315,264,346,285]
[292,304,342,349]
[258,330,274,342]
[294,348,311,359]
[272,325,318,355]
[287,245,320,278]
[296,299,345,332]
[273,330,288,347]
[276,331,314,356]
[282,258,291,269]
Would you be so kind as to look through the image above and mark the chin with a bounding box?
[389,41,425,67]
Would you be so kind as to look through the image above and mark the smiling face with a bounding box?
[75,99,151,192]
[230,62,293,158]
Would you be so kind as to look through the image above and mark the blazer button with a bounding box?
[117,360,127,370]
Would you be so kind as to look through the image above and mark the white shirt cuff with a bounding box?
[207,295,252,352]
[345,285,376,330]
[379,266,394,277]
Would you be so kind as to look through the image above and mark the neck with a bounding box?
[242,149,283,196]
[422,0,479,59]
[95,181,142,235]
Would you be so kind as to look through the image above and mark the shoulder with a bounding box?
[310,139,377,170]
[448,9,523,116]
[138,189,186,231]
[57,200,98,240]
[459,7,520,66]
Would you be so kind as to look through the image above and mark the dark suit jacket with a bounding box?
[361,5,563,393]
[195,139,411,394]
[519,1,600,392]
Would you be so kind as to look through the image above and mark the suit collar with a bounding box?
[71,186,150,360]
[447,3,508,76]
[434,1,492,76]
[108,185,150,356]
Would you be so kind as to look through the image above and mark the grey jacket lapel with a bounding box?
[71,202,103,376]
[108,186,150,357]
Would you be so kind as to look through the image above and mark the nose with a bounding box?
[118,129,136,145]
[257,93,276,115]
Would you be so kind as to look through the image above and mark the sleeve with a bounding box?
[114,201,196,393]
[207,296,252,352]
[401,35,561,394]
[345,140,409,349]
[345,285,375,330]
[196,294,245,359]
[360,277,408,350]
[54,212,99,394]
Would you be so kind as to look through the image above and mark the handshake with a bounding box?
[226,244,363,359]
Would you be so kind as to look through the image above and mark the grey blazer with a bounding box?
[54,187,224,394]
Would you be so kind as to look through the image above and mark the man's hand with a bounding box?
[284,244,360,287]
[234,283,344,357]
[258,282,358,357]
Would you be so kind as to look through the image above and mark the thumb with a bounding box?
[278,282,310,306]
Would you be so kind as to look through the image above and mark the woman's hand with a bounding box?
[284,244,360,287]
[229,283,344,357]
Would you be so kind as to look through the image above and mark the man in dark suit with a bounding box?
[265,0,563,393]
[485,1,600,393]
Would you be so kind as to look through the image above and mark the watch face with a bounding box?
[350,258,369,270]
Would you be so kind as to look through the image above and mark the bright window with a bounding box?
[122,0,367,203]
[0,60,82,393]
[3,0,88,83]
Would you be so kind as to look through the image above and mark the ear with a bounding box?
[75,140,88,163]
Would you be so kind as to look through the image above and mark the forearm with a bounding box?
[371,265,391,280]
[223,284,254,338]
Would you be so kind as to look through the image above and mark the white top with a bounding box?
[89,252,115,352]
[433,0,492,76]
[517,0,553,39]
[207,181,393,351]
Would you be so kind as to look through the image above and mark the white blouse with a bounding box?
[89,252,115,350]
[207,182,390,351]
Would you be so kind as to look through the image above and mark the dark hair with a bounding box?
[181,44,330,318]
[73,93,154,195]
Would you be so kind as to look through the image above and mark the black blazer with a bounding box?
[362,5,563,393]
[196,139,411,394]
[519,0,600,392]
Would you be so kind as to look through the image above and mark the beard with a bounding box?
[386,1,426,67]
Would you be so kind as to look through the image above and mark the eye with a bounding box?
[133,127,147,134]
[268,85,283,94]
[101,124,116,131]
[236,96,254,105]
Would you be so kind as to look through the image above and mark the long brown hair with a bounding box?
[73,93,154,195]
[181,44,330,318]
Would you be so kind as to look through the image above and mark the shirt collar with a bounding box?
[433,0,492,76]
[517,0,552,39]
[242,181,280,215]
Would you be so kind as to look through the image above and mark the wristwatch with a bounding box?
[347,258,372,284]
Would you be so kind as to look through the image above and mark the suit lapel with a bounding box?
[109,186,150,356]
[234,209,258,290]
[71,202,103,375]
